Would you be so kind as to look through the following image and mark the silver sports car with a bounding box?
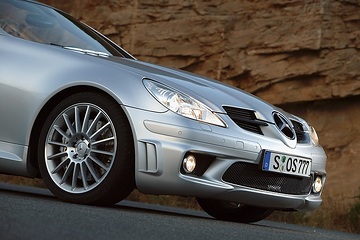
[0,0,327,223]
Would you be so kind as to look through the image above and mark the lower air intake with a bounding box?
[222,162,313,195]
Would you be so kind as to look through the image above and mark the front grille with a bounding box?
[222,162,313,195]
[291,120,310,144]
[223,106,267,135]
[223,106,311,144]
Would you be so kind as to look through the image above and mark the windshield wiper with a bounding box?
[49,43,110,57]
[63,46,110,57]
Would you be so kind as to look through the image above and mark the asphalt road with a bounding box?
[0,183,358,240]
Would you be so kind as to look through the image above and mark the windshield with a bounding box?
[0,0,123,56]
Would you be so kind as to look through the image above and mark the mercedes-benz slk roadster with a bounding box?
[0,0,327,223]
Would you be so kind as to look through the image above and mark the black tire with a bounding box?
[196,198,273,223]
[38,92,135,205]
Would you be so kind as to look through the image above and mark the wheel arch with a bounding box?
[28,85,135,177]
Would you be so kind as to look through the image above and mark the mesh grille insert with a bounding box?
[222,162,313,195]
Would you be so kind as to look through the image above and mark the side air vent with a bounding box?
[223,106,267,135]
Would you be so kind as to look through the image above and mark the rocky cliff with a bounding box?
[41,0,360,207]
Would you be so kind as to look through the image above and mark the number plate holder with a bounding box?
[262,150,312,178]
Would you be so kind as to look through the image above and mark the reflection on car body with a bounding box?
[0,0,327,223]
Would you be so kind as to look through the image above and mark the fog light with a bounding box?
[183,155,196,173]
[313,176,323,193]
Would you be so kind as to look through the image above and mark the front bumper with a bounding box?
[125,107,327,211]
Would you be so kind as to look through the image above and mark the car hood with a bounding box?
[107,56,289,122]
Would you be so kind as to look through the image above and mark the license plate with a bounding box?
[262,151,312,177]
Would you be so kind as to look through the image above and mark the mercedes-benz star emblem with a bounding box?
[273,112,296,140]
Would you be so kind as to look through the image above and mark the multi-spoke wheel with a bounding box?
[196,198,273,223]
[38,92,134,205]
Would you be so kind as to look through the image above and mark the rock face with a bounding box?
[41,0,359,205]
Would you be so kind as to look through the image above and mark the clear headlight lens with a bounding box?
[144,79,226,127]
[310,125,319,146]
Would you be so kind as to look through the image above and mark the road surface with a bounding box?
[0,183,358,240]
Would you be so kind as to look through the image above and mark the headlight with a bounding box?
[144,79,226,127]
[310,125,319,146]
